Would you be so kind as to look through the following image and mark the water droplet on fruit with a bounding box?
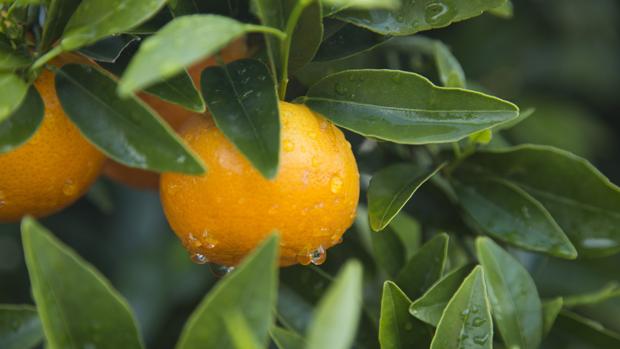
[190,252,208,264]
[283,139,295,152]
[0,191,6,208]
[188,233,202,248]
[209,264,234,276]
[62,179,77,196]
[309,246,326,265]
[330,176,343,193]
[201,230,217,248]
[319,119,329,130]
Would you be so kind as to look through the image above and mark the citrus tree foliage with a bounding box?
[1,0,620,348]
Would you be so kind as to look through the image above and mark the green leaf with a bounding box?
[371,224,405,277]
[61,0,167,50]
[491,107,535,132]
[168,0,201,16]
[488,1,513,18]
[0,87,44,153]
[379,281,432,349]
[79,35,139,63]
[476,237,543,349]
[334,0,505,36]
[0,73,28,122]
[546,310,620,348]
[367,162,443,231]
[321,0,400,14]
[303,70,519,144]
[466,145,620,257]
[305,260,363,349]
[410,264,474,326]
[144,71,205,112]
[0,41,30,71]
[40,0,82,51]
[55,64,204,174]
[0,304,43,349]
[21,217,143,349]
[395,233,449,299]
[430,266,493,349]
[453,175,577,259]
[433,41,465,88]
[314,20,389,62]
[389,212,422,261]
[542,297,563,337]
[563,282,620,307]
[201,59,280,179]
[224,312,262,349]
[176,234,279,349]
[118,15,249,96]
[271,327,305,349]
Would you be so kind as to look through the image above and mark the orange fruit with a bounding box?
[103,38,249,189]
[0,62,105,222]
[160,102,360,267]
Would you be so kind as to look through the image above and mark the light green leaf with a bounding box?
[176,234,279,349]
[0,41,30,71]
[410,264,474,326]
[201,59,280,179]
[55,64,204,174]
[0,73,28,122]
[379,281,432,349]
[563,282,620,308]
[225,312,262,349]
[368,162,443,231]
[488,1,513,18]
[334,0,505,36]
[454,175,577,259]
[0,86,44,153]
[21,217,143,349]
[0,305,43,349]
[476,237,543,349]
[467,145,620,257]
[305,261,363,349]
[395,233,449,299]
[303,70,519,144]
[61,0,167,50]
[433,41,465,88]
[271,327,305,349]
[321,0,400,14]
[430,266,493,349]
[542,297,563,337]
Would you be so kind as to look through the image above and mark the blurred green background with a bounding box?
[1,0,619,348]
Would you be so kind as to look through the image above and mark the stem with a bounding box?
[278,0,312,99]
[244,24,286,41]
[30,45,63,72]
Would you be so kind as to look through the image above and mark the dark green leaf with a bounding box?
[0,73,28,122]
[118,14,249,95]
[0,41,30,71]
[270,327,305,349]
[314,21,390,62]
[201,59,280,179]
[168,0,201,16]
[454,175,577,259]
[395,233,449,299]
[542,297,563,337]
[144,71,205,112]
[55,64,204,174]
[303,70,519,144]
[334,0,505,36]
[61,0,167,50]
[563,282,620,307]
[176,234,279,349]
[0,304,43,349]
[389,212,422,261]
[467,145,620,257]
[379,281,432,349]
[368,162,443,231]
[371,225,405,277]
[0,87,44,153]
[410,264,474,326]
[40,0,82,51]
[430,266,493,349]
[305,261,363,349]
[79,35,138,63]
[476,237,543,349]
[21,217,143,349]
[545,310,620,348]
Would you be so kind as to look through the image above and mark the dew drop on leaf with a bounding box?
[190,252,208,264]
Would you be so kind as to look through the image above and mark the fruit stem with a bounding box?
[278,0,312,100]
[30,45,62,72]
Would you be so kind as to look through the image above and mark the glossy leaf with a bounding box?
[433,41,465,88]
[314,20,389,61]
[21,217,143,349]
[430,266,493,349]
[476,237,543,349]
[0,87,44,153]
[410,264,474,326]
[305,261,363,349]
[542,297,563,337]
[79,35,139,63]
[201,59,280,179]
[61,0,167,50]
[368,162,443,231]
[321,0,400,13]
[55,64,204,174]
[225,312,262,349]
[303,70,519,144]
[334,0,505,36]
[40,0,82,50]
[389,212,422,261]
[546,310,620,348]
[379,281,431,349]
[168,0,201,16]
[454,175,577,259]
[145,72,205,112]
[488,1,513,18]
[176,235,279,349]
[0,41,30,71]
[467,145,620,257]
[395,233,449,299]
[370,223,406,277]
[563,282,620,307]
[118,15,249,96]
[270,327,305,349]
[0,305,43,349]
[0,73,28,122]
